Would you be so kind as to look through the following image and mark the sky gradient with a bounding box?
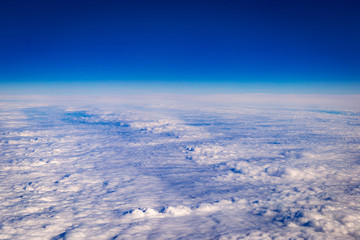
[1,0,359,94]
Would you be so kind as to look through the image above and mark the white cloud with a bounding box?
[0,94,359,239]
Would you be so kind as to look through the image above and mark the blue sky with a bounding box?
[1,0,359,94]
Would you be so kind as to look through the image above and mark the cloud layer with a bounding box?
[1,95,360,239]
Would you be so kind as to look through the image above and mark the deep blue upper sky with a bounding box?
[1,0,359,94]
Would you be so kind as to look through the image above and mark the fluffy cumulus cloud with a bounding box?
[0,94,360,239]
